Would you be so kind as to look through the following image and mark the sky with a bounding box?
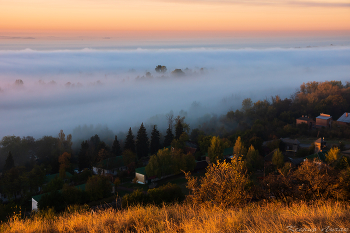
[1,0,349,35]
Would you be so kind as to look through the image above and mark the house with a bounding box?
[280,138,300,153]
[316,113,332,128]
[336,112,350,126]
[135,167,147,184]
[314,138,327,153]
[92,156,126,176]
[184,141,198,155]
[296,115,315,129]
[289,151,327,167]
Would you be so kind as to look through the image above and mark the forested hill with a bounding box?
[1,80,350,171]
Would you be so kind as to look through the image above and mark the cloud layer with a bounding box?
[0,47,349,141]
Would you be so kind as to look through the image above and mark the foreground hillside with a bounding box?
[1,201,349,233]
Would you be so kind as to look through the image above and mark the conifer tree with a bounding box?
[112,135,122,157]
[124,127,136,153]
[78,140,89,170]
[136,123,149,158]
[163,124,174,148]
[175,121,184,140]
[3,151,15,172]
[150,125,160,155]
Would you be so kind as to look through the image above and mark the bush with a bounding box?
[85,176,112,202]
[38,190,65,212]
[122,189,148,207]
[148,183,184,205]
[185,157,250,207]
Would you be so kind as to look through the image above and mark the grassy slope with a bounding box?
[1,201,349,233]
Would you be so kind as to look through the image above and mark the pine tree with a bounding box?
[3,151,15,172]
[78,140,89,170]
[163,124,174,148]
[175,121,184,140]
[124,127,135,153]
[136,123,149,158]
[112,135,122,157]
[150,125,160,155]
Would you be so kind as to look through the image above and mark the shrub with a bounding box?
[185,157,250,207]
[148,183,184,205]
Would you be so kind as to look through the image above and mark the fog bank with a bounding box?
[0,47,349,141]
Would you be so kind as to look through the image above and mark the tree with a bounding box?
[86,175,112,201]
[242,98,252,112]
[58,130,72,154]
[163,124,174,148]
[78,140,90,170]
[199,135,213,155]
[208,136,224,163]
[136,123,149,158]
[122,149,137,174]
[155,65,167,73]
[272,149,284,169]
[185,157,250,208]
[111,135,122,157]
[171,132,189,150]
[124,128,135,153]
[150,125,160,155]
[175,121,184,140]
[145,148,173,178]
[233,136,247,156]
[246,145,263,172]
[3,151,15,172]
[58,152,71,179]
[326,147,341,165]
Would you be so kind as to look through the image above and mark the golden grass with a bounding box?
[1,201,349,233]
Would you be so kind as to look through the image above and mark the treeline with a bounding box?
[190,80,350,146]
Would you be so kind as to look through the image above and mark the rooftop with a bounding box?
[316,114,332,120]
[135,167,146,175]
[281,138,300,145]
[337,112,350,123]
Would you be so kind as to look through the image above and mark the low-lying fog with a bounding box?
[0,47,349,143]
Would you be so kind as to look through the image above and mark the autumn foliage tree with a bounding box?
[186,157,250,208]
[208,136,224,163]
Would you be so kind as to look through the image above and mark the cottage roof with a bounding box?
[135,167,146,175]
[316,114,332,120]
[297,117,313,121]
[223,147,233,156]
[281,138,300,145]
[337,112,350,123]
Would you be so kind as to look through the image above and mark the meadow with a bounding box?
[1,201,349,233]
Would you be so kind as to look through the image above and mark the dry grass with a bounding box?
[1,201,349,233]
